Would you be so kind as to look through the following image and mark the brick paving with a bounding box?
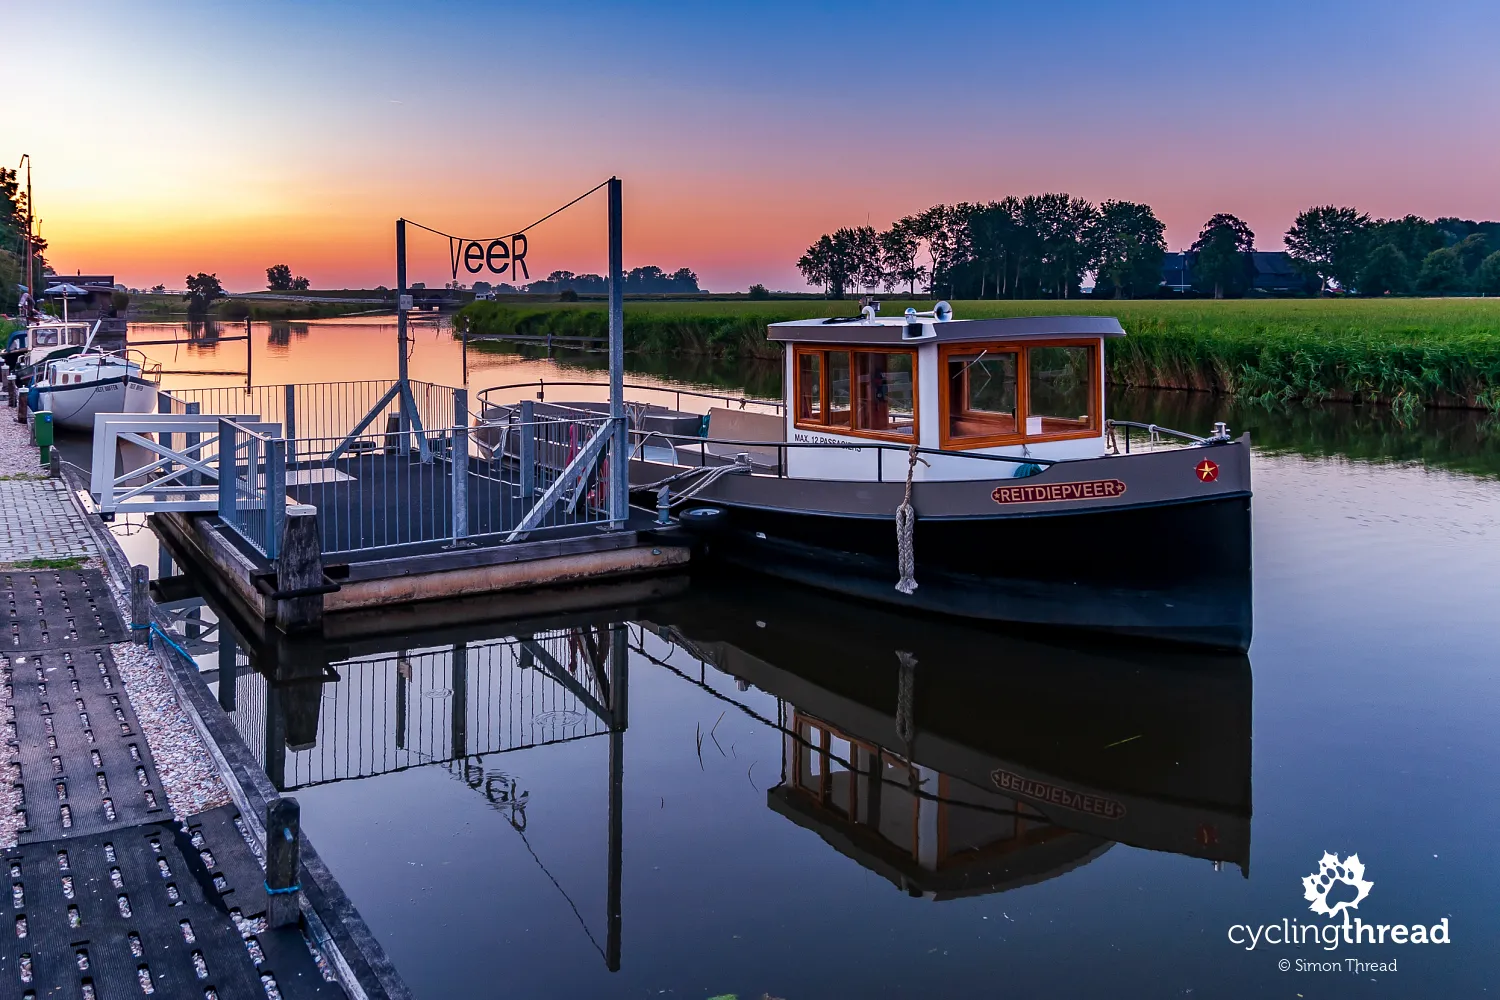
[0,479,99,564]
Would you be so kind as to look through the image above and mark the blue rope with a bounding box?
[146,622,196,663]
[264,882,301,895]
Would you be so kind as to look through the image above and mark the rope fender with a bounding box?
[895,441,926,595]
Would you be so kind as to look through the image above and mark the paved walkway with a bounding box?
[0,479,100,564]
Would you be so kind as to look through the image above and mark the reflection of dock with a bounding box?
[199,590,634,971]
[226,630,617,790]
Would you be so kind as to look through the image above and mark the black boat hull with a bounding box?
[680,494,1253,650]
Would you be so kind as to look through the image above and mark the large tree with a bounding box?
[266,263,294,290]
[962,198,1020,298]
[1415,248,1465,294]
[1362,244,1404,295]
[1357,243,1411,296]
[798,233,856,298]
[1191,214,1256,299]
[878,221,925,294]
[1478,251,1500,296]
[184,272,227,314]
[1092,200,1167,298]
[1285,205,1370,292]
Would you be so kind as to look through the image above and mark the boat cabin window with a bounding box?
[34,329,59,347]
[941,340,1099,447]
[1027,345,1094,435]
[794,346,915,440]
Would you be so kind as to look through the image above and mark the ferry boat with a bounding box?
[633,306,1251,649]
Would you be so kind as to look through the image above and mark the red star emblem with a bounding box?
[1195,459,1219,483]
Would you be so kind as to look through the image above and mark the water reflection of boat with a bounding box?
[643,578,1252,895]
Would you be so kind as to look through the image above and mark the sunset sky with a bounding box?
[9,0,1498,292]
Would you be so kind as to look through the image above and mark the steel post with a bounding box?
[519,398,536,502]
[265,438,286,561]
[608,178,628,528]
[217,419,237,520]
[396,218,411,456]
[157,392,173,476]
[184,402,201,488]
[283,384,297,466]
[451,388,469,542]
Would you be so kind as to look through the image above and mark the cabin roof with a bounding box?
[766,314,1126,345]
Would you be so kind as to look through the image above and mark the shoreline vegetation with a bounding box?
[455,298,1500,413]
[127,291,390,322]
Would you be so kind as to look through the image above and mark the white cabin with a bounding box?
[767,309,1125,482]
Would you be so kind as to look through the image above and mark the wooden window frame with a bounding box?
[792,345,919,443]
[937,339,1102,450]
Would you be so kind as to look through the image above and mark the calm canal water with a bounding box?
[136,319,1500,998]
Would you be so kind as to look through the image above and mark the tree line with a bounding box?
[492,265,701,296]
[1285,208,1500,296]
[798,197,1500,299]
[797,196,1168,300]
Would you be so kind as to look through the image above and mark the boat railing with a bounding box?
[477,379,784,416]
[627,428,1056,483]
[1105,419,1219,455]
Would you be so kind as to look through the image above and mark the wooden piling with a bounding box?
[131,564,150,644]
[275,510,324,633]
[265,797,302,928]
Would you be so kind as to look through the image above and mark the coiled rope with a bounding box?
[639,454,753,509]
[895,441,926,595]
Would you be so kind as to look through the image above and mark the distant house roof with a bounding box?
[1160,252,1309,293]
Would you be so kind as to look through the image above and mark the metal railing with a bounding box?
[627,428,1057,482]
[166,379,457,445]
[1105,419,1216,455]
[151,380,626,558]
[478,379,782,416]
[285,413,619,555]
[217,418,287,559]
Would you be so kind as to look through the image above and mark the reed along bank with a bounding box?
[455,297,1500,413]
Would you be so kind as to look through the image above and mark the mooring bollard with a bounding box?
[266,797,302,927]
[131,565,150,645]
[656,484,672,525]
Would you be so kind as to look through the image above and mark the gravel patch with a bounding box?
[112,640,233,820]
[0,757,20,849]
[0,400,41,477]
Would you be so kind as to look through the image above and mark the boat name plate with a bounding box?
[991,479,1126,505]
[991,768,1127,820]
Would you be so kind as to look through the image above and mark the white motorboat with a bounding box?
[30,348,161,430]
[9,319,93,374]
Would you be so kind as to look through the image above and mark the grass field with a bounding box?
[456,297,1500,412]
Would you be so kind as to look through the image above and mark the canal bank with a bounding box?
[14,322,1499,997]
[0,410,411,999]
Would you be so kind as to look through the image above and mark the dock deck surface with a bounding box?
[1,569,343,998]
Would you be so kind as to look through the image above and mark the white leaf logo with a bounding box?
[1302,852,1374,918]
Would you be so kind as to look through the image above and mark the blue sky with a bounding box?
[9,0,1498,289]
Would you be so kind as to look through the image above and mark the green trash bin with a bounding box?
[32,409,53,467]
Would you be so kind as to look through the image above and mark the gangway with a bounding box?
[90,412,281,516]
